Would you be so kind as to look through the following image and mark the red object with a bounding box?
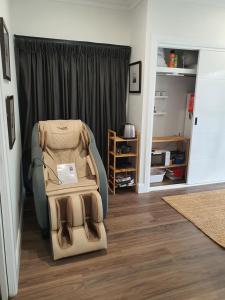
[188,94,194,113]
[168,51,176,68]
[173,167,185,178]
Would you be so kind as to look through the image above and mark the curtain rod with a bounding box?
[14,35,131,50]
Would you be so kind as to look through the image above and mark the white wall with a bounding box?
[150,0,225,48]
[153,76,196,137]
[127,0,147,132]
[0,0,23,296]
[11,0,130,45]
[127,0,150,192]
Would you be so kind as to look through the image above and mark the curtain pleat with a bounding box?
[14,36,131,187]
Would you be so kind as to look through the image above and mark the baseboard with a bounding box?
[149,180,225,192]
[12,186,25,297]
[16,199,24,277]
[137,183,148,193]
[149,183,187,192]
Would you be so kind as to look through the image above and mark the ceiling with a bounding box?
[51,0,142,10]
[46,0,225,11]
[179,0,225,8]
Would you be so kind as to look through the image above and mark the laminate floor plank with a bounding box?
[14,183,225,299]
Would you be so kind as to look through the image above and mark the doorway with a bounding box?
[150,47,199,189]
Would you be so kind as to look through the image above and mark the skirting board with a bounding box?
[148,180,225,193]
[16,196,24,277]
[11,185,25,297]
[149,183,187,192]
[137,183,146,193]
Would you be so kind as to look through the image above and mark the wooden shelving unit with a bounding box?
[151,135,190,187]
[152,136,189,143]
[107,129,139,194]
[151,163,187,170]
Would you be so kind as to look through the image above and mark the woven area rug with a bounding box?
[163,189,225,248]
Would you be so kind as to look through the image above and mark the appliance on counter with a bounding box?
[119,123,136,139]
[151,149,170,167]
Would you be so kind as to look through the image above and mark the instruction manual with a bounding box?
[57,163,78,184]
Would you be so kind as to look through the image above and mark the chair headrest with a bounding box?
[39,120,85,150]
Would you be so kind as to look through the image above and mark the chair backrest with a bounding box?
[39,120,86,150]
[38,120,94,186]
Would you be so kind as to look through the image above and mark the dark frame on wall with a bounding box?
[129,61,142,93]
[6,96,16,149]
[0,17,11,81]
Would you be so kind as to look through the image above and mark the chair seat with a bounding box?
[46,178,98,196]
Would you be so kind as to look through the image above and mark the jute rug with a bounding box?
[163,189,225,248]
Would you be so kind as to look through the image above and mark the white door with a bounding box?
[188,49,225,184]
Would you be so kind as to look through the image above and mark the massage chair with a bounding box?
[31,120,108,260]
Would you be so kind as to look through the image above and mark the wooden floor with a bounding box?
[14,183,225,300]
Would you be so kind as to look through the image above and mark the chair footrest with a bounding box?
[48,190,107,260]
[51,223,107,260]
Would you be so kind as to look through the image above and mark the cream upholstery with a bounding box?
[48,191,106,260]
[51,224,107,260]
[39,120,107,260]
[39,120,96,191]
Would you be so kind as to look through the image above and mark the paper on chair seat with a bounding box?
[57,163,78,184]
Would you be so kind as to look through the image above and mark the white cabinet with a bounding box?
[197,50,225,79]
[188,49,225,184]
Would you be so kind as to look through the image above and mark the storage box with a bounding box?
[150,169,166,183]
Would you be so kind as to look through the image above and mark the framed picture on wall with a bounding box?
[0,17,11,81]
[129,61,141,93]
[6,96,16,149]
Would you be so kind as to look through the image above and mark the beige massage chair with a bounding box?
[34,120,107,260]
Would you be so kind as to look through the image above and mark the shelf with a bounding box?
[155,96,168,99]
[151,163,187,170]
[116,184,136,189]
[109,136,137,142]
[109,178,136,188]
[154,112,167,116]
[151,178,185,187]
[109,151,137,158]
[152,135,189,143]
[109,165,136,173]
[156,66,197,76]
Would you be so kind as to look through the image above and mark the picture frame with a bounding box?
[6,96,16,149]
[129,61,142,93]
[0,17,11,81]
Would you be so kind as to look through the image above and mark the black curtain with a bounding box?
[14,35,131,187]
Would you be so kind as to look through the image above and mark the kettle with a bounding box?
[121,123,136,139]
